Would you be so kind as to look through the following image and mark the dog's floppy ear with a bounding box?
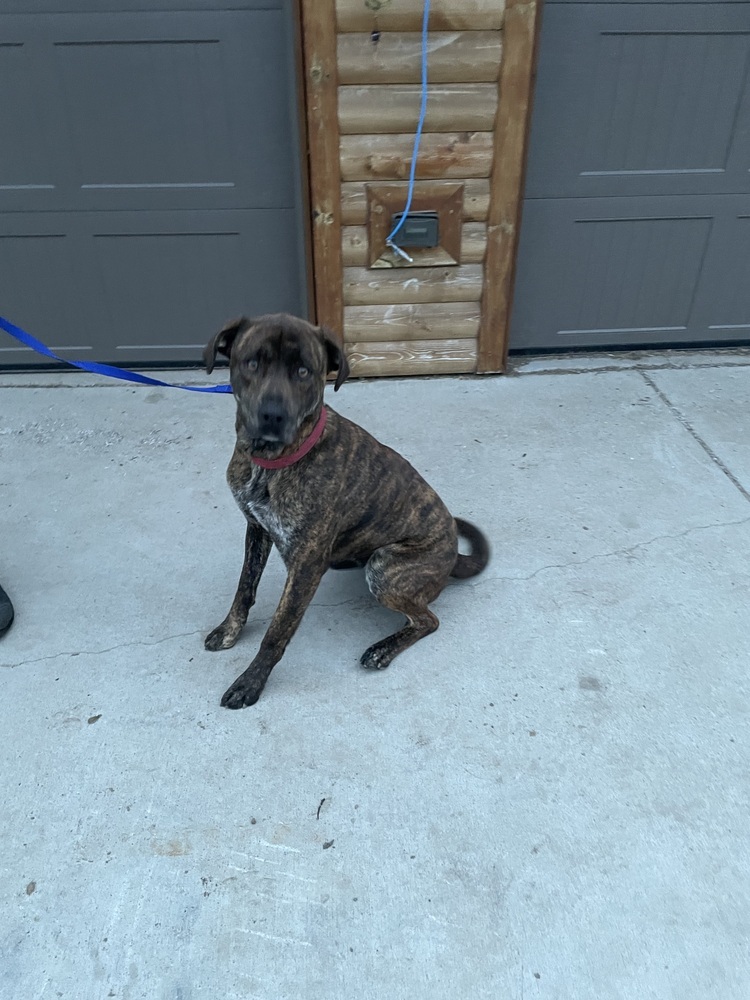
[203,317,250,374]
[318,325,350,391]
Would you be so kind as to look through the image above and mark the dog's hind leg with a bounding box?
[360,603,439,671]
[360,543,451,671]
[205,520,271,651]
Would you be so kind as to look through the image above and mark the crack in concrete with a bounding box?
[0,628,206,669]
[510,353,750,378]
[311,596,370,609]
[0,596,370,669]
[641,371,750,504]
[5,507,746,668]
[464,515,750,587]
[4,505,748,669]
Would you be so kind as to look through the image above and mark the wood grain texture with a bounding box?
[341,226,369,267]
[460,221,488,263]
[344,302,481,342]
[347,338,477,377]
[336,0,505,32]
[338,32,502,85]
[301,0,343,333]
[344,264,484,305]
[341,178,490,224]
[342,223,487,266]
[291,0,316,319]
[477,0,541,373]
[338,83,498,134]
[340,131,493,181]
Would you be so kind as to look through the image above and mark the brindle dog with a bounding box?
[203,313,490,708]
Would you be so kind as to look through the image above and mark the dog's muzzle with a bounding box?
[238,395,295,444]
[256,398,289,442]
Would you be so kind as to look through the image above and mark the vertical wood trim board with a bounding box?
[300,0,344,334]
[477,0,542,373]
[291,0,316,320]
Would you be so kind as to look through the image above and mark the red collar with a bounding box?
[251,407,328,470]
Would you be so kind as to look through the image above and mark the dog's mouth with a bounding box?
[245,422,301,453]
[239,413,297,450]
[238,402,319,454]
[250,435,287,453]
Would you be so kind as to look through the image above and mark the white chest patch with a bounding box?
[233,472,293,552]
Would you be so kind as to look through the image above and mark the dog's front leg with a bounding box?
[205,519,272,651]
[221,552,328,709]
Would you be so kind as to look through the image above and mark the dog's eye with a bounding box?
[246,359,258,372]
[297,366,309,378]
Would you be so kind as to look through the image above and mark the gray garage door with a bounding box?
[0,0,306,368]
[510,2,750,352]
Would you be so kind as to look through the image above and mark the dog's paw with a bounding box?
[221,675,264,709]
[360,643,394,671]
[204,620,241,652]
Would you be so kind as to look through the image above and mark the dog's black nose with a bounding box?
[258,399,286,435]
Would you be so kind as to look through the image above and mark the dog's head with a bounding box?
[203,313,349,451]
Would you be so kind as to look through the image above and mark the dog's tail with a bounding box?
[451,518,491,579]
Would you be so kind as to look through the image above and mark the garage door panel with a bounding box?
[511,196,750,351]
[690,213,750,337]
[0,220,99,361]
[0,10,296,213]
[0,210,303,365]
[0,42,47,190]
[525,4,750,199]
[0,0,306,369]
[0,38,68,209]
[582,32,746,176]
[4,2,278,14]
[512,2,750,353]
[53,35,237,196]
[92,212,304,363]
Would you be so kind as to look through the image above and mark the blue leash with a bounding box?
[0,315,232,394]
[384,0,431,258]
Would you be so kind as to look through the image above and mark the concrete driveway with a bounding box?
[1,350,749,1000]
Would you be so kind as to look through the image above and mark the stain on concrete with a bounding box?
[151,838,191,857]
[579,676,603,691]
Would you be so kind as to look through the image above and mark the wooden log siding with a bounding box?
[344,303,481,342]
[341,178,490,225]
[336,0,505,32]
[298,0,537,375]
[338,84,498,134]
[335,14,501,374]
[343,265,484,306]
[340,132,494,181]
[346,339,477,377]
[337,32,503,85]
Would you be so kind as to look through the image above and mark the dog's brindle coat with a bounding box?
[203,313,490,708]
